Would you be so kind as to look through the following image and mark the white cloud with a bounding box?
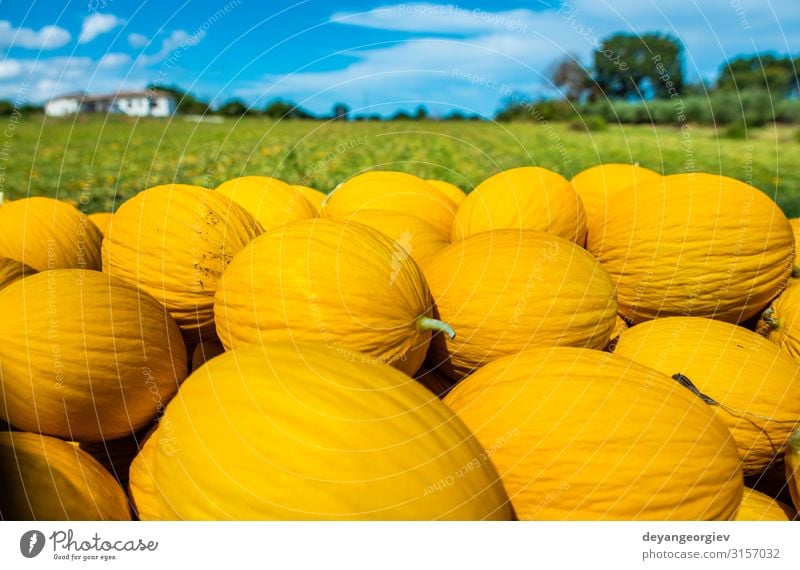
[0,20,71,49]
[0,59,22,79]
[0,26,204,103]
[240,0,800,116]
[78,13,124,44]
[98,53,132,69]
[0,56,144,101]
[330,4,539,35]
[138,29,204,65]
[128,32,149,48]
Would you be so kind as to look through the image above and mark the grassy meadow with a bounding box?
[2,114,799,216]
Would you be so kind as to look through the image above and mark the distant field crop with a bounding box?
[2,114,799,216]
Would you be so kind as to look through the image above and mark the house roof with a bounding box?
[48,90,175,103]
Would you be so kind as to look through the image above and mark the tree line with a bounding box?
[499,32,799,128]
[1,32,797,126]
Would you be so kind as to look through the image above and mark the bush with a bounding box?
[569,115,608,132]
[706,90,773,127]
[646,99,680,124]
[722,122,749,139]
[500,90,799,127]
[776,99,800,123]
[682,97,713,123]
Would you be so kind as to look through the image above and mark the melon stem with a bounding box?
[793,265,800,279]
[418,317,456,339]
[760,307,780,330]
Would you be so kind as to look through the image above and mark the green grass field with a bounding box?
[2,114,799,216]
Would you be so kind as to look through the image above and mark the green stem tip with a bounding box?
[793,265,800,279]
[418,317,456,340]
[760,307,780,330]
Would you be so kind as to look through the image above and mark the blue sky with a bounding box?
[0,0,797,116]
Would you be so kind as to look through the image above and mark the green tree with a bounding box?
[443,110,466,121]
[217,98,249,116]
[390,110,412,121]
[332,103,350,120]
[593,33,684,99]
[551,56,591,101]
[263,99,314,119]
[716,54,798,98]
[413,105,429,120]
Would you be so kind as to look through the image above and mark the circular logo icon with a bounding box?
[20,530,46,558]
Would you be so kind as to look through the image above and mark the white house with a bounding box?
[45,90,177,117]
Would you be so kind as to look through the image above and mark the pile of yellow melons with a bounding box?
[0,166,798,521]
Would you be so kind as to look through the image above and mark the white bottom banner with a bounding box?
[1,522,798,569]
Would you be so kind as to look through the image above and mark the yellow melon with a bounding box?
[788,428,800,511]
[0,269,187,441]
[790,218,800,266]
[321,171,458,236]
[75,430,148,490]
[423,229,616,380]
[426,179,467,205]
[190,337,226,372]
[451,167,586,244]
[444,347,743,520]
[587,173,793,324]
[214,218,450,376]
[570,163,660,222]
[413,364,457,398]
[734,488,795,521]
[129,342,513,520]
[612,315,629,338]
[0,431,131,520]
[0,257,34,291]
[88,212,114,237]
[217,176,317,230]
[759,285,800,362]
[102,184,262,342]
[614,316,800,475]
[331,209,450,267]
[0,196,103,271]
[292,184,326,212]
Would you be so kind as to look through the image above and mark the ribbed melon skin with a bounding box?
[452,167,587,244]
[190,337,225,372]
[614,316,800,475]
[216,176,317,231]
[426,179,466,205]
[321,171,458,236]
[0,257,35,291]
[129,342,513,520]
[790,218,800,267]
[423,229,617,380]
[734,488,795,521]
[330,209,450,267]
[586,173,793,324]
[0,197,103,271]
[215,218,435,375]
[292,185,326,212]
[760,285,800,362]
[0,431,131,520]
[445,347,744,520]
[787,428,800,511]
[0,269,187,441]
[88,212,114,237]
[570,163,660,222]
[102,184,263,341]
